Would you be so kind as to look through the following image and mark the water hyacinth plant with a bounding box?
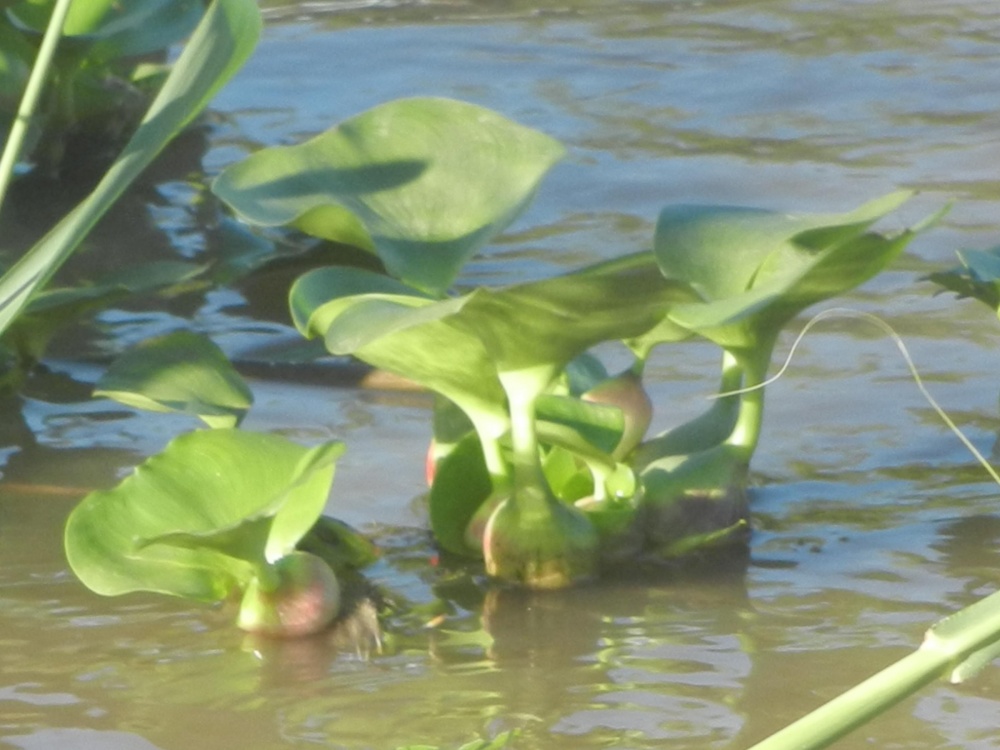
[65,426,360,637]
[69,330,376,637]
[212,96,938,589]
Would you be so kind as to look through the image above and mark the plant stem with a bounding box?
[0,0,73,209]
[500,365,558,512]
[478,430,511,490]
[724,349,768,459]
[747,588,1000,750]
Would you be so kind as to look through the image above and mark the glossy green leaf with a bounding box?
[65,430,344,601]
[654,191,919,352]
[536,393,624,456]
[456,256,692,377]
[0,0,261,339]
[542,444,591,501]
[295,258,692,438]
[94,331,253,428]
[213,97,566,295]
[297,516,379,573]
[291,266,509,440]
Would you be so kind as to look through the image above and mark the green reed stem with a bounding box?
[0,0,73,209]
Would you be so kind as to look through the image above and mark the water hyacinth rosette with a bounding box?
[65,429,344,605]
[212,96,566,296]
[290,255,695,586]
[632,191,945,555]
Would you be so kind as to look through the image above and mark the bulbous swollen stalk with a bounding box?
[483,485,599,589]
[581,367,653,460]
[486,366,600,588]
[237,552,341,638]
[464,490,508,552]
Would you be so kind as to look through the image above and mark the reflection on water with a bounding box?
[3,0,1000,748]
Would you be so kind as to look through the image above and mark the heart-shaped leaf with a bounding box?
[94,331,253,428]
[213,97,566,295]
[65,430,344,601]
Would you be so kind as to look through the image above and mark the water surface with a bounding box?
[3,2,1000,748]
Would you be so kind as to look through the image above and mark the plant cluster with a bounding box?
[210,96,936,589]
[5,2,1000,747]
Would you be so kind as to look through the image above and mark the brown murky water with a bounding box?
[3,2,1000,748]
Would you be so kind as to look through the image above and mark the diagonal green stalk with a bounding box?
[746,588,1000,750]
[0,0,262,338]
[0,0,74,209]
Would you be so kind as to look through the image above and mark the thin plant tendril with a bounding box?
[711,307,1000,488]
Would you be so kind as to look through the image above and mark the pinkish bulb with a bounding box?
[582,369,652,460]
[237,552,341,638]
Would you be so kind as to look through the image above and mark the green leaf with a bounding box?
[94,331,254,428]
[925,246,1000,314]
[0,0,261,339]
[291,266,509,441]
[428,431,494,557]
[654,191,921,352]
[213,97,566,295]
[297,516,379,573]
[456,256,692,377]
[536,393,624,456]
[8,0,203,60]
[65,430,344,601]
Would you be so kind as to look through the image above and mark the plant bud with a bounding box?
[582,369,652,460]
[237,552,341,638]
